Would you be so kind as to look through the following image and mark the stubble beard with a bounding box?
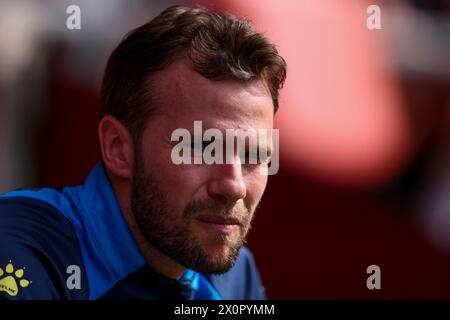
[131,150,256,274]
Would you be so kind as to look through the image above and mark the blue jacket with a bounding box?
[0,163,266,300]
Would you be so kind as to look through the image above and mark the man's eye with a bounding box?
[259,151,271,164]
[190,142,199,150]
[190,141,212,151]
[239,150,260,165]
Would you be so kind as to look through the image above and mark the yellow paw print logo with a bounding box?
[0,261,32,297]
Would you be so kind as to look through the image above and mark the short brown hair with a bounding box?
[101,5,287,142]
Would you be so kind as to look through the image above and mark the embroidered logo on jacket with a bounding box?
[0,261,32,296]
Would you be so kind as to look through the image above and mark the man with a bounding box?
[0,5,286,300]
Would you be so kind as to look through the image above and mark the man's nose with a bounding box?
[206,157,247,204]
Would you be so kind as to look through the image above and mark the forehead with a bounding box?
[151,58,274,129]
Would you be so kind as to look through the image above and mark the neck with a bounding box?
[107,171,186,280]
[124,213,186,280]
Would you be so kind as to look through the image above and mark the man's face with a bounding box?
[131,59,274,274]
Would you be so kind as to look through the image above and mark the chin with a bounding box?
[189,239,241,274]
[193,256,237,275]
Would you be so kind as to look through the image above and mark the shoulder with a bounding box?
[0,196,81,254]
[1,196,72,234]
[208,246,266,300]
[0,197,88,299]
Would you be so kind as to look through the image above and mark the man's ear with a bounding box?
[98,115,134,179]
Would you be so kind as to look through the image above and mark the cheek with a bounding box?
[148,152,206,208]
[139,144,195,212]
[245,173,268,208]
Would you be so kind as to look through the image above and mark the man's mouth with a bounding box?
[195,214,241,235]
